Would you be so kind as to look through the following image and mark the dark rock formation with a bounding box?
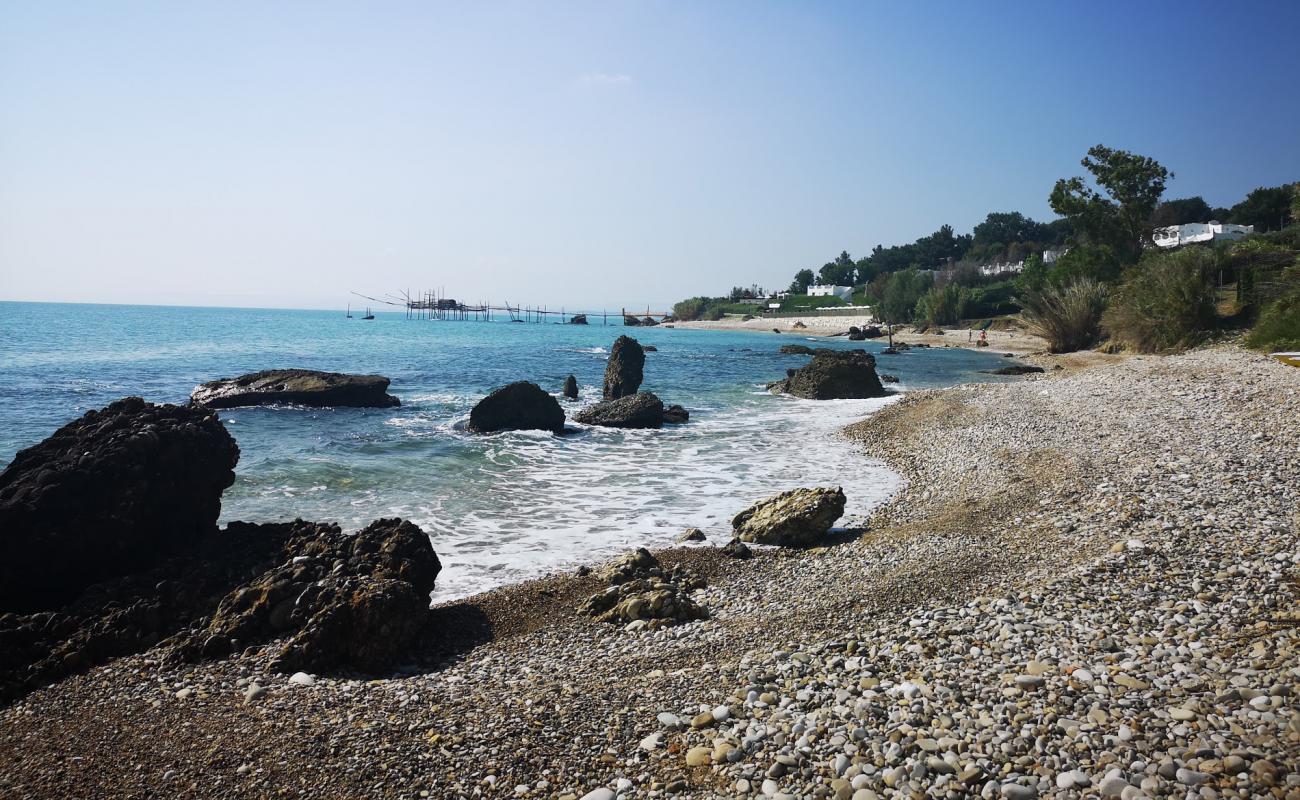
[848,326,884,341]
[579,548,707,627]
[981,364,1045,375]
[643,345,658,352]
[574,392,665,429]
[623,315,641,327]
[792,321,807,329]
[732,487,846,547]
[181,518,440,674]
[678,528,706,542]
[721,539,753,559]
[663,404,690,424]
[190,369,400,409]
[880,373,900,384]
[568,314,588,325]
[767,349,887,400]
[602,336,645,400]
[562,375,579,400]
[780,344,815,355]
[468,382,565,434]
[0,397,239,612]
[640,316,659,327]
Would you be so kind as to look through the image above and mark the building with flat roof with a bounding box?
[807,284,853,302]
[1153,221,1254,248]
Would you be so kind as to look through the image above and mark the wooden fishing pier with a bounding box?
[350,290,670,325]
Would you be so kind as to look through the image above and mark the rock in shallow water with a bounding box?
[603,335,645,399]
[190,369,400,409]
[768,350,887,400]
[468,381,565,434]
[574,392,666,429]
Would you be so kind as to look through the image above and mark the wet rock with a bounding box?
[623,315,641,327]
[880,373,900,384]
[568,314,588,325]
[678,528,706,543]
[779,344,815,355]
[981,365,1046,376]
[468,381,565,434]
[732,487,847,547]
[768,350,887,400]
[0,397,239,612]
[190,369,400,409]
[643,345,658,352]
[574,392,665,429]
[562,375,579,400]
[663,404,690,424]
[603,336,645,400]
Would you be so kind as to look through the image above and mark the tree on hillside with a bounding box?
[1229,185,1295,232]
[1150,197,1213,228]
[1049,144,1171,264]
[789,268,815,294]
[818,251,856,286]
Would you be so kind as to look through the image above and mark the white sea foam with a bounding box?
[416,392,902,601]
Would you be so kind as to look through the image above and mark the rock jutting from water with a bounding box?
[731,486,847,546]
[603,335,645,400]
[562,374,579,399]
[768,349,887,400]
[574,391,669,429]
[0,396,239,612]
[568,314,588,325]
[982,364,1046,375]
[467,381,566,434]
[190,369,401,409]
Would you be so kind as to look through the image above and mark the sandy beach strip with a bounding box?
[1,346,1296,800]
[672,316,1045,356]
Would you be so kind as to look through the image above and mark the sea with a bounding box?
[0,301,1015,601]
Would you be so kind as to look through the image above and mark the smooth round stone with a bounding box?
[243,684,266,703]
[1176,768,1209,786]
[657,712,681,728]
[288,672,315,686]
[686,746,712,767]
[578,789,615,800]
[1100,775,1129,797]
[761,779,780,796]
[1057,770,1088,789]
[712,704,731,722]
[1001,784,1038,800]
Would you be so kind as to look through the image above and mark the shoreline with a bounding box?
[2,346,1297,799]
[672,316,1046,356]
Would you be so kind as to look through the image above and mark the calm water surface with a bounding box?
[0,301,1013,599]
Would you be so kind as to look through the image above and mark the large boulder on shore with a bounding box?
[185,517,440,674]
[603,335,645,400]
[0,397,239,612]
[191,369,400,409]
[574,392,668,429]
[731,487,846,547]
[768,349,887,400]
[468,381,565,434]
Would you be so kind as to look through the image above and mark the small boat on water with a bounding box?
[361,307,375,320]
[1270,352,1300,368]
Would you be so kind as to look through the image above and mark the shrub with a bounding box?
[1102,248,1219,353]
[914,283,971,326]
[1018,278,1107,353]
[1246,261,1300,351]
[671,297,714,321]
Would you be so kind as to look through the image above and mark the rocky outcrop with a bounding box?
[468,382,565,434]
[562,375,579,400]
[574,392,667,429]
[793,321,807,329]
[643,345,658,352]
[640,317,659,327]
[847,326,883,341]
[623,316,642,327]
[663,404,690,424]
[721,539,753,559]
[767,349,887,400]
[780,344,816,355]
[180,518,440,674]
[579,548,706,628]
[0,397,239,612]
[982,364,1045,375]
[602,336,645,400]
[678,528,706,542]
[568,314,588,325]
[731,487,846,547]
[190,369,400,409]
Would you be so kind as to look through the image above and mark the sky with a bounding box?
[2,1,1298,311]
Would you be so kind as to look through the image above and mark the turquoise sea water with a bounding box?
[0,301,1013,599]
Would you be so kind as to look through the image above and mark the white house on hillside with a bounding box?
[807,284,853,302]
[1153,221,1254,248]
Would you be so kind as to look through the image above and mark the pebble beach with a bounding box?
[2,345,1297,800]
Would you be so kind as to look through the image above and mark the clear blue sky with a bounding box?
[2,0,1297,310]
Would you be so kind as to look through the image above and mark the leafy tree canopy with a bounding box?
[1150,197,1213,228]
[1229,185,1295,232]
[1050,144,1170,264]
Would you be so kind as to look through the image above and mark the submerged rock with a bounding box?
[731,487,846,547]
[0,397,238,612]
[574,391,666,429]
[562,375,579,400]
[468,381,565,434]
[768,349,887,400]
[190,369,400,409]
[568,314,588,325]
[603,336,645,399]
[779,344,815,355]
[663,404,690,424]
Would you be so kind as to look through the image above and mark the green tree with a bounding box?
[1229,185,1295,232]
[878,268,933,324]
[1150,197,1213,228]
[789,268,815,294]
[1015,253,1048,293]
[1049,144,1171,265]
[818,251,856,286]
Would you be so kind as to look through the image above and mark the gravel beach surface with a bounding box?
[2,346,1296,800]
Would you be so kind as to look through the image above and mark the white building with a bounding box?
[807,284,853,302]
[1153,221,1254,248]
[978,261,1025,277]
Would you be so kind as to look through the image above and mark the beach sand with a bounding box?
[672,316,1046,356]
[1,346,1296,799]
